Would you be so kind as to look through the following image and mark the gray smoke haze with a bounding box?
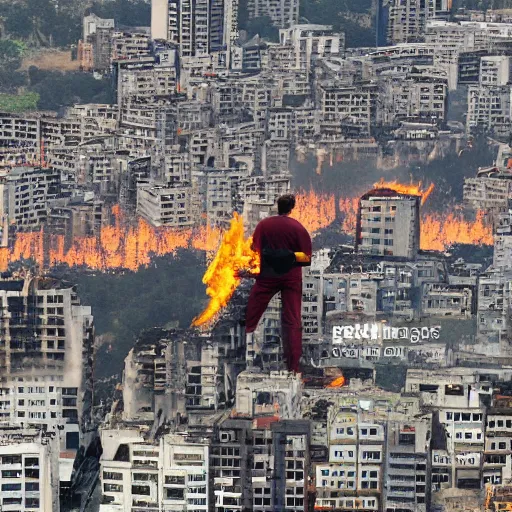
[291,138,496,215]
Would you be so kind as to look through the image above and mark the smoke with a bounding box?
[291,137,496,214]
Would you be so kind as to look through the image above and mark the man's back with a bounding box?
[252,215,312,279]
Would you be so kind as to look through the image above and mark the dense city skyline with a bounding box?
[2,0,512,511]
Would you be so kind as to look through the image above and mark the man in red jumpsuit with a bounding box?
[244,194,312,374]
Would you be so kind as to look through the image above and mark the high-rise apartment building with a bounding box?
[0,167,60,230]
[151,0,238,56]
[0,274,94,482]
[356,188,421,259]
[386,0,451,44]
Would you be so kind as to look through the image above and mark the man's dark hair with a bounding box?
[277,194,296,215]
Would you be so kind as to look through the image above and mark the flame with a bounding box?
[373,179,435,205]
[0,184,493,278]
[420,210,493,251]
[326,375,346,388]
[191,212,260,327]
[0,207,223,273]
[291,190,336,233]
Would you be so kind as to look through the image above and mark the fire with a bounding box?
[0,208,224,273]
[291,190,336,233]
[421,210,493,251]
[326,375,346,388]
[373,179,435,205]
[339,197,358,234]
[191,212,260,327]
[0,183,493,277]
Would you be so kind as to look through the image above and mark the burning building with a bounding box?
[356,186,421,259]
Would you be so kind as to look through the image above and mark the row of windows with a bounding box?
[0,456,38,466]
[332,450,381,460]
[102,472,206,484]
[335,426,379,436]
[445,412,483,422]
[15,386,76,395]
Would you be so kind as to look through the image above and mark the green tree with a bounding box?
[86,0,151,27]
[29,69,114,110]
[0,40,27,92]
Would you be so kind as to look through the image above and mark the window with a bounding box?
[25,468,39,479]
[166,487,184,499]
[3,498,22,505]
[104,483,123,493]
[2,470,21,478]
[66,432,79,450]
[2,483,22,491]
[445,384,464,396]
[103,471,123,481]
[363,451,380,461]
[189,474,206,482]
[165,475,185,484]
[132,485,150,496]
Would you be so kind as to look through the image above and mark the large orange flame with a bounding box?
[326,375,346,388]
[191,212,260,327]
[373,179,435,205]
[0,186,493,278]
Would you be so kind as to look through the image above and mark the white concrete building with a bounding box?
[480,56,511,86]
[467,85,512,138]
[0,167,60,230]
[387,0,451,44]
[0,275,94,483]
[100,429,209,511]
[137,183,196,227]
[278,25,345,73]
[235,370,302,419]
[356,189,421,259]
[0,427,60,512]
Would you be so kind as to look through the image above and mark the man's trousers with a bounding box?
[245,276,303,373]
